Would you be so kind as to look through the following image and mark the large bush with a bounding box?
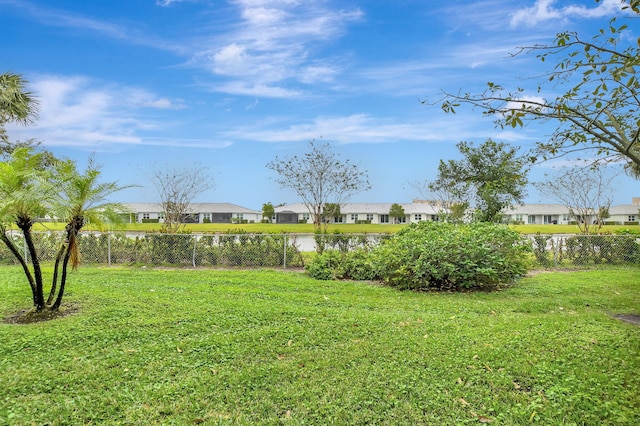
[374,222,530,290]
[307,221,531,290]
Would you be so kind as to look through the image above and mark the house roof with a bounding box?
[503,204,571,215]
[608,204,640,215]
[274,202,444,215]
[122,202,260,214]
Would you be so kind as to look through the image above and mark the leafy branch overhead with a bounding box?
[431,0,640,174]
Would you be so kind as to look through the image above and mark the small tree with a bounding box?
[428,139,529,223]
[267,140,370,231]
[389,203,405,224]
[151,164,212,233]
[0,149,128,312]
[536,166,615,234]
[262,202,275,223]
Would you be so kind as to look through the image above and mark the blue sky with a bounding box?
[2,0,638,210]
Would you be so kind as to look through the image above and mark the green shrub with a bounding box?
[306,248,377,281]
[373,221,530,291]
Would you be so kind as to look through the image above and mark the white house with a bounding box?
[608,204,640,225]
[122,203,262,224]
[274,202,446,224]
[502,204,574,225]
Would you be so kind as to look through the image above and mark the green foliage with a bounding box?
[435,2,640,171]
[306,248,377,281]
[389,203,405,223]
[373,221,530,290]
[429,139,529,223]
[532,233,553,267]
[564,234,640,265]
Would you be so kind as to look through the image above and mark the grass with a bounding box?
[30,221,639,235]
[0,266,638,425]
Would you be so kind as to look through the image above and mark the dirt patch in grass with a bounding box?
[3,303,80,324]
[613,313,640,326]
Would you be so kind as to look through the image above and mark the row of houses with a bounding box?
[122,198,640,226]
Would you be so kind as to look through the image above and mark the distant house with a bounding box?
[274,202,446,225]
[502,204,574,225]
[122,203,262,224]
[608,204,640,225]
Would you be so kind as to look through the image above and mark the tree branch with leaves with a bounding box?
[429,0,640,174]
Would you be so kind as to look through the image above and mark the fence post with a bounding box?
[192,236,197,268]
[283,234,287,269]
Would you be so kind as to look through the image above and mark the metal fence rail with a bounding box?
[0,231,638,269]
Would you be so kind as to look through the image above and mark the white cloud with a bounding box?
[156,0,199,7]
[222,113,485,144]
[511,0,624,28]
[193,1,363,97]
[5,75,186,147]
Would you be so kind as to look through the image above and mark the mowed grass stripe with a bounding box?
[0,267,638,425]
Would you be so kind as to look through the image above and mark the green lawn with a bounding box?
[31,221,639,235]
[1,267,638,425]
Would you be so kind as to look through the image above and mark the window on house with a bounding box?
[334,216,343,223]
[629,215,637,222]
[431,215,440,222]
[366,214,373,221]
[380,214,389,223]
[203,213,211,222]
[397,216,406,223]
[143,213,150,220]
[543,215,552,224]
[514,214,523,222]
[158,213,165,220]
[528,216,536,224]
[414,214,422,221]
[351,214,358,221]
[562,214,569,222]
[302,213,310,221]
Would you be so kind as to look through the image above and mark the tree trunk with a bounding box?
[17,219,44,311]
[0,230,38,307]
[47,242,67,306]
[51,232,74,311]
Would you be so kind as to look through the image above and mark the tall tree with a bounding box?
[431,0,640,172]
[535,166,616,234]
[267,140,370,231]
[151,164,213,233]
[428,139,529,223]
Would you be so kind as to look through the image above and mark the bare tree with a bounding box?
[535,166,616,234]
[151,164,213,233]
[266,140,370,231]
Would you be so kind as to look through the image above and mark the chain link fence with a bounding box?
[0,231,638,269]
[529,234,640,267]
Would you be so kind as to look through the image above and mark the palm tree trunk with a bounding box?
[0,229,38,307]
[51,230,76,311]
[47,242,67,306]
[18,220,45,311]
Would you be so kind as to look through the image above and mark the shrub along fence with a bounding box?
[0,231,638,269]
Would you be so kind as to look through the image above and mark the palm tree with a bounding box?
[0,148,56,310]
[0,72,38,124]
[48,157,131,310]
